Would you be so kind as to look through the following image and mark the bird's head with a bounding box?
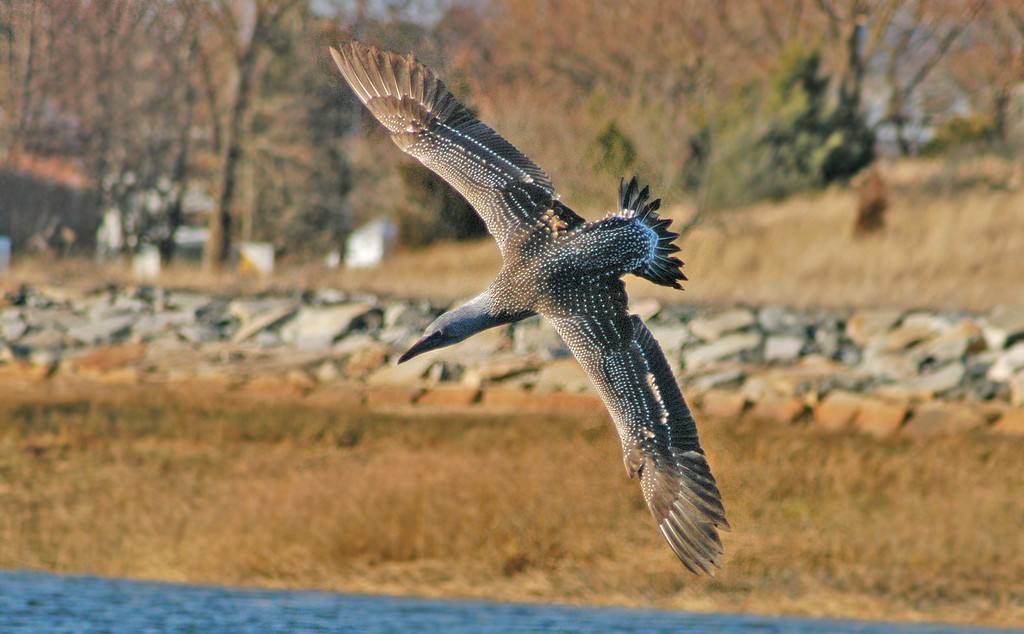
[397,310,473,364]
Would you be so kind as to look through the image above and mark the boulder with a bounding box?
[746,395,805,425]
[280,303,373,350]
[512,317,568,358]
[533,357,593,393]
[66,315,135,346]
[683,332,761,369]
[764,335,805,364]
[853,399,908,437]
[688,308,756,341]
[980,305,1024,350]
[910,319,984,362]
[845,308,903,346]
[986,342,1024,382]
[903,402,985,436]
[814,391,867,431]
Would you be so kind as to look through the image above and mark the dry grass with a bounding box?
[1,383,1021,627]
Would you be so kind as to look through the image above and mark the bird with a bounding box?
[330,41,729,575]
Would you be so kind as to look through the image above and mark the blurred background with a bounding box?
[1,0,1021,302]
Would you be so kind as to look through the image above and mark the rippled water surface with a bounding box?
[0,570,1017,633]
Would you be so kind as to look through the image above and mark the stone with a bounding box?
[512,316,568,358]
[682,332,761,369]
[853,399,908,437]
[0,317,27,341]
[980,305,1024,350]
[688,308,756,341]
[629,298,661,321]
[986,342,1024,382]
[460,357,541,388]
[65,314,135,345]
[280,303,373,350]
[365,355,433,387]
[227,297,293,323]
[645,323,689,356]
[435,325,511,360]
[910,319,984,362]
[903,402,985,436]
[699,389,746,420]
[879,362,965,399]
[746,395,805,425]
[869,322,943,354]
[232,304,297,343]
[132,311,195,341]
[14,327,66,351]
[845,308,903,346]
[313,360,341,383]
[814,391,867,431]
[991,411,1024,435]
[689,369,745,391]
[383,303,429,330]
[764,335,805,364]
[858,349,917,381]
[757,305,803,333]
[285,368,317,391]
[532,358,592,393]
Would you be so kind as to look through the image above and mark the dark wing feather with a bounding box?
[330,41,583,252]
[547,288,728,575]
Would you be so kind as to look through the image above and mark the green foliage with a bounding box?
[395,163,486,247]
[921,115,997,156]
[698,49,874,208]
[757,49,874,198]
[589,121,638,177]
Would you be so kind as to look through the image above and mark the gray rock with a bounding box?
[165,291,216,315]
[646,322,689,355]
[532,358,593,393]
[280,303,373,350]
[688,308,756,341]
[845,308,903,346]
[683,332,761,369]
[383,303,430,330]
[227,297,293,323]
[132,311,196,341]
[14,327,66,351]
[689,369,745,391]
[66,315,135,346]
[764,335,805,363]
[883,361,965,397]
[910,319,983,363]
[981,305,1024,349]
[512,316,568,358]
[987,342,1024,382]
[177,324,222,344]
[757,305,804,333]
[232,303,297,343]
[0,317,28,342]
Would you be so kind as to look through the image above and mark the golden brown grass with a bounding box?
[1,383,1021,627]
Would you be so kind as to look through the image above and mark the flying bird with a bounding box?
[330,41,729,575]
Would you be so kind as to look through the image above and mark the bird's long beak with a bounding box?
[397,331,445,364]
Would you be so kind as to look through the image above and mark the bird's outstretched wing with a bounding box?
[330,41,584,253]
[548,288,729,575]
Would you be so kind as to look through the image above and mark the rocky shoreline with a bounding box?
[1,284,1023,436]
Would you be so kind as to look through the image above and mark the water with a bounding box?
[0,570,1016,634]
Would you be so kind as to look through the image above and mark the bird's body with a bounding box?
[331,41,729,575]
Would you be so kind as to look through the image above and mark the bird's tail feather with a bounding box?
[619,177,686,290]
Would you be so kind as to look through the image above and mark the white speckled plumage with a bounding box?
[331,41,728,575]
